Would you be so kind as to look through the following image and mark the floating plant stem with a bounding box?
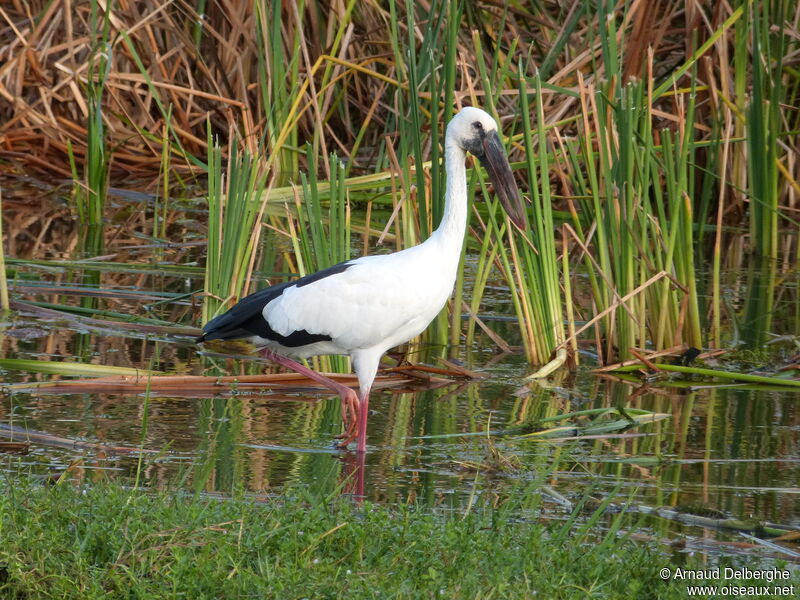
[606,362,800,388]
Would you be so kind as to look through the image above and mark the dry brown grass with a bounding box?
[0,0,770,183]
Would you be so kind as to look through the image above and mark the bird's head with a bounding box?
[447,107,526,229]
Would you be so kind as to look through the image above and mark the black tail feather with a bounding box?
[198,284,288,343]
[197,260,355,346]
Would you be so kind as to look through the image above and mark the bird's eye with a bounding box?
[472,121,483,131]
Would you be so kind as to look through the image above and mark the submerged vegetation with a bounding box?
[0,0,797,367]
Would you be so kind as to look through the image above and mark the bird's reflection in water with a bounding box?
[338,450,366,501]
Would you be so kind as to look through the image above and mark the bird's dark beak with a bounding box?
[479,131,526,229]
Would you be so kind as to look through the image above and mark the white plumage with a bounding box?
[199,106,524,452]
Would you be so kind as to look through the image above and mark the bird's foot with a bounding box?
[335,428,358,449]
[333,390,359,445]
[334,413,358,442]
[335,391,358,432]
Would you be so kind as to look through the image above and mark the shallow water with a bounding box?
[2,310,799,552]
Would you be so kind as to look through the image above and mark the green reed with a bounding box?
[290,150,352,373]
[747,0,784,261]
[73,1,112,235]
[560,77,705,362]
[0,189,8,311]
[202,136,269,323]
[154,109,174,244]
[481,70,564,368]
[737,0,792,347]
[254,0,301,183]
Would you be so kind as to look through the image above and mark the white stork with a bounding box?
[198,106,525,453]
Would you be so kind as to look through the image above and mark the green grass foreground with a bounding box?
[1,477,795,599]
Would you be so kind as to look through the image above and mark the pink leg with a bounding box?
[261,349,358,449]
[356,390,370,453]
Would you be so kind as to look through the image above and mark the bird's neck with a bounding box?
[430,141,468,244]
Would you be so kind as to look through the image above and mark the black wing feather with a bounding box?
[197,260,354,346]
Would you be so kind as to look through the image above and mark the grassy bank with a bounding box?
[0,475,796,599]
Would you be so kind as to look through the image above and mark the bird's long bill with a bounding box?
[480,131,526,229]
